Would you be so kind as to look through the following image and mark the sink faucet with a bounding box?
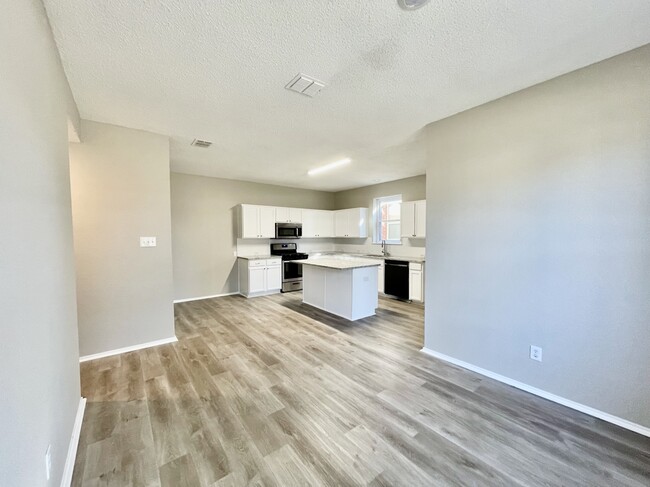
[381,240,389,257]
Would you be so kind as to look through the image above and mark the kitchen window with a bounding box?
[373,194,401,244]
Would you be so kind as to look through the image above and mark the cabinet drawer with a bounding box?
[266,259,281,267]
[409,262,422,271]
[248,259,267,267]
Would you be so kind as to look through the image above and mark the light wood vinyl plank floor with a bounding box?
[72,293,650,486]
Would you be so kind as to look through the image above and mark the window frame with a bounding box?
[373,194,402,245]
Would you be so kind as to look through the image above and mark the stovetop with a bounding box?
[270,243,308,260]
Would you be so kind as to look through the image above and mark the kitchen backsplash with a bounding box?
[236,237,424,259]
[236,238,336,257]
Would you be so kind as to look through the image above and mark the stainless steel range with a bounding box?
[270,243,309,293]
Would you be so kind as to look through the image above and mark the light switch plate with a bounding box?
[140,237,157,247]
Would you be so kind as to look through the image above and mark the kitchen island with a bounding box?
[301,257,381,321]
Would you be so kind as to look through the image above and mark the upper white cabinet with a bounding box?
[275,207,303,223]
[239,204,367,239]
[401,200,426,238]
[303,209,334,238]
[239,204,275,239]
[334,208,368,238]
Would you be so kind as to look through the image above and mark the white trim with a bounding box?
[173,292,239,303]
[420,347,650,438]
[79,336,178,362]
[60,397,86,487]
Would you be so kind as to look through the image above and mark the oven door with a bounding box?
[283,261,303,282]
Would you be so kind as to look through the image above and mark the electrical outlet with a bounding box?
[139,236,157,247]
[45,445,52,480]
[530,345,543,362]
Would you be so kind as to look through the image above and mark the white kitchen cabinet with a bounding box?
[377,260,385,293]
[238,258,281,297]
[239,205,275,238]
[303,209,334,238]
[408,262,424,302]
[248,266,266,294]
[275,207,303,223]
[266,264,282,290]
[401,200,426,238]
[334,208,368,238]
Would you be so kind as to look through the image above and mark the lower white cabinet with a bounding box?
[239,258,281,297]
[408,262,424,302]
[378,260,385,293]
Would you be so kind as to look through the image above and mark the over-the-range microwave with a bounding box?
[275,222,302,239]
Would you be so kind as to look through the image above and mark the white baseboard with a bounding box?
[420,347,650,438]
[60,397,86,487]
[79,336,178,362]
[173,292,238,303]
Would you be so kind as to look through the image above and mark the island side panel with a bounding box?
[351,266,379,320]
[324,268,353,319]
[303,265,327,310]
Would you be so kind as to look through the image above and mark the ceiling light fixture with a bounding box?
[308,158,351,176]
[398,0,430,10]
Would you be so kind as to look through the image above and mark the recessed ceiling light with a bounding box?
[308,158,351,176]
[398,0,430,10]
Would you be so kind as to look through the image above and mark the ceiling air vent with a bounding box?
[285,73,325,97]
[191,139,212,148]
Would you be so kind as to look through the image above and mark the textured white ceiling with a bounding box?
[44,1,650,191]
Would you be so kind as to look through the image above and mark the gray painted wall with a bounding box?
[70,121,175,356]
[424,45,650,427]
[0,1,81,484]
[171,173,335,300]
[333,175,426,210]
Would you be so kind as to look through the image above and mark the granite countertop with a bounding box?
[300,257,382,270]
[237,255,281,260]
[307,251,425,263]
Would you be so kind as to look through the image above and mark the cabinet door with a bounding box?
[409,270,423,301]
[249,267,266,293]
[334,210,349,237]
[259,206,276,238]
[302,210,317,237]
[352,208,368,238]
[241,205,260,238]
[415,200,426,238]
[266,265,282,291]
[401,202,415,238]
[318,211,334,237]
[275,207,290,223]
[289,208,303,223]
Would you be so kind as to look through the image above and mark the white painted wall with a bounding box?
[70,121,176,357]
[0,1,81,484]
[423,45,650,428]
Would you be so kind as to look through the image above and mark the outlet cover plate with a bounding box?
[530,345,543,362]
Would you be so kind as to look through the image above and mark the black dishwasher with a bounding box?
[384,260,409,300]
